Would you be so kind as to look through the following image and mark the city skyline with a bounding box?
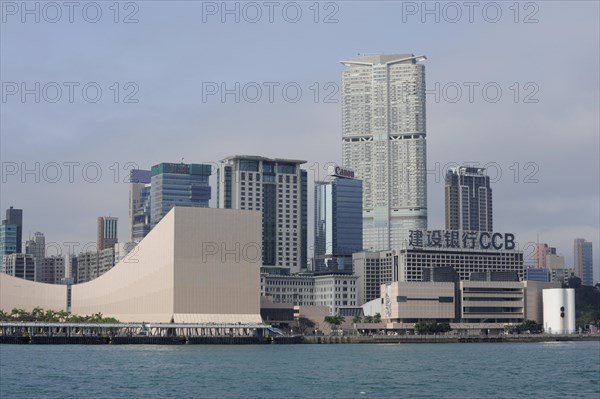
[1,2,598,282]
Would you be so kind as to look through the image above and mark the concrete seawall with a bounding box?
[303,335,600,344]
[1,334,597,345]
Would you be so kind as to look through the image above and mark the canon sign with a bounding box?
[332,166,355,179]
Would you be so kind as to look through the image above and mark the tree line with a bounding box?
[0,307,120,323]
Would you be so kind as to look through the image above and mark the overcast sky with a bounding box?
[1,1,598,282]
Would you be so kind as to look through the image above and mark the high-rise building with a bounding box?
[217,156,308,274]
[128,169,152,242]
[4,253,35,281]
[97,216,118,251]
[314,166,363,274]
[38,256,66,284]
[536,244,566,273]
[4,207,23,253]
[150,162,212,228]
[445,166,493,232]
[341,54,428,251]
[76,251,99,284]
[0,223,17,273]
[574,238,593,286]
[25,231,45,267]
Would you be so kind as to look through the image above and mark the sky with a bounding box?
[1,1,599,282]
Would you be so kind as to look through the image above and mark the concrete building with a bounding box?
[128,169,152,242]
[38,256,66,284]
[352,250,396,305]
[314,166,363,274]
[523,281,561,325]
[97,247,115,277]
[261,274,314,306]
[460,281,524,323]
[382,282,456,323]
[0,207,262,324]
[0,223,17,273]
[76,251,98,284]
[381,280,559,333]
[341,54,427,251]
[353,230,523,306]
[76,247,116,284]
[261,274,358,315]
[445,167,493,232]
[4,253,35,281]
[550,268,574,285]
[97,216,118,251]
[4,207,23,253]
[400,230,523,282]
[217,156,308,274]
[535,243,551,268]
[313,274,358,315]
[574,238,593,286]
[25,232,45,265]
[150,163,211,228]
[546,253,565,270]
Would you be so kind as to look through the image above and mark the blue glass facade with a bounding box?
[150,163,212,228]
[0,223,18,273]
[314,176,363,273]
[525,267,550,282]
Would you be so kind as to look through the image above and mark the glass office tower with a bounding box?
[314,169,363,273]
[150,163,212,228]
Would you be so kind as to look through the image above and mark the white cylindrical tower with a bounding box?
[543,288,575,334]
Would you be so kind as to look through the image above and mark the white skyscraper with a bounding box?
[341,54,428,251]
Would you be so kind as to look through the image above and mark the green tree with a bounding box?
[298,317,316,334]
[324,315,346,333]
[567,276,582,289]
[373,313,382,323]
[363,315,374,323]
[352,315,362,324]
[415,321,452,334]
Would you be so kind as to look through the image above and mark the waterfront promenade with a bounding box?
[1,321,598,345]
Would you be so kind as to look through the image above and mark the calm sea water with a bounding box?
[1,342,599,399]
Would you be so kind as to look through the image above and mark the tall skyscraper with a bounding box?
[217,156,307,274]
[128,169,152,242]
[574,238,593,286]
[150,162,212,228]
[4,206,22,253]
[341,54,427,251]
[97,216,118,251]
[0,223,17,272]
[314,166,363,274]
[25,232,45,262]
[445,166,493,232]
[25,232,45,277]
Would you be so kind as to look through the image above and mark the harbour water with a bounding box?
[1,341,599,398]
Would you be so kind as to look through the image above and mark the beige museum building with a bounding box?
[0,207,263,324]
